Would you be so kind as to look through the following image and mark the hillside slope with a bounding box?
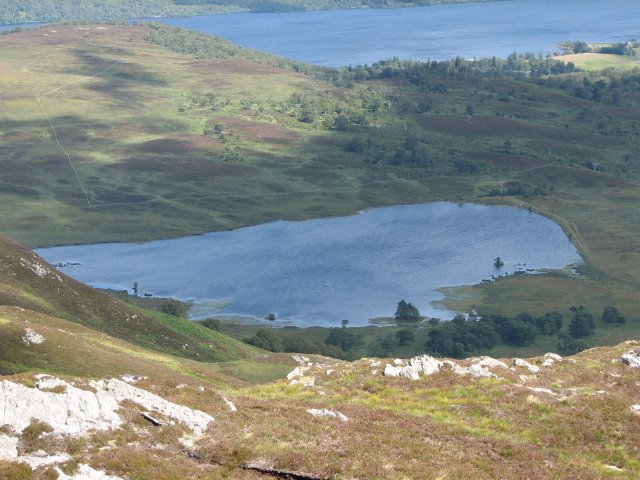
[0,236,258,363]
[0,316,638,478]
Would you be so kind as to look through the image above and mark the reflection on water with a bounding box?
[37,202,582,327]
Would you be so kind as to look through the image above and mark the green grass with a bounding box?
[555,52,640,71]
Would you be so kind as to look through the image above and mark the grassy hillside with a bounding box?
[1,320,638,478]
[0,0,497,25]
[0,236,259,363]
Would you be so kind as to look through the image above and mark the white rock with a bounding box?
[409,355,443,376]
[527,387,556,396]
[222,396,237,412]
[604,465,624,472]
[466,364,497,378]
[22,328,45,345]
[368,360,381,367]
[631,404,640,415]
[307,408,348,422]
[291,354,309,364]
[542,359,554,368]
[35,375,67,390]
[513,358,540,373]
[291,376,315,387]
[0,379,122,436]
[0,433,18,460]
[119,374,146,384]
[90,379,214,436]
[620,350,640,368]
[474,356,509,369]
[384,364,420,380]
[56,463,124,480]
[393,359,403,365]
[286,366,307,381]
[19,451,71,469]
[175,384,187,389]
[544,353,562,361]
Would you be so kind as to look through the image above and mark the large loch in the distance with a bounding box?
[37,203,582,328]
[149,0,640,67]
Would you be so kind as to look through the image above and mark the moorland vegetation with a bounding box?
[0,23,639,359]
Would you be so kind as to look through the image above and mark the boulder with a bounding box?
[513,358,540,373]
[384,364,420,380]
[307,408,348,422]
[620,349,640,368]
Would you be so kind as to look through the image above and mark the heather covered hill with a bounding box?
[0,0,495,25]
[0,236,258,363]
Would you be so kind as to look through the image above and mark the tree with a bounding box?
[557,332,585,355]
[395,300,421,322]
[601,306,625,324]
[568,305,595,338]
[341,319,349,329]
[200,317,221,332]
[325,328,363,352]
[132,281,138,296]
[394,328,415,346]
[162,298,188,318]
[247,329,283,352]
[494,257,504,268]
[535,311,563,335]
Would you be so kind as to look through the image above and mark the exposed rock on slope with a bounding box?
[0,374,214,472]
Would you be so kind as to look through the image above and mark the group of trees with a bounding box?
[395,299,421,322]
[424,310,565,358]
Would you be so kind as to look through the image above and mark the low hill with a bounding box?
[0,0,495,25]
[0,236,258,363]
[0,312,638,478]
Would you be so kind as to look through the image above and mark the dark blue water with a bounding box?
[142,0,640,66]
[37,203,582,327]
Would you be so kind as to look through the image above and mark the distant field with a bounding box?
[555,52,640,71]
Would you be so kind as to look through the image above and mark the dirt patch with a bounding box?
[210,116,301,145]
[184,58,295,77]
[414,114,616,147]
[135,135,224,155]
[517,165,630,189]
[0,25,147,47]
[116,156,257,181]
[468,151,543,170]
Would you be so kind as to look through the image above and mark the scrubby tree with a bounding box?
[557,332,586,355]
[395,300,421,322]
[247,329,283,352]
[394,328,415,346]
[568,305,596,338]
[325,328,363,352]
[535,311,563,335]
[601,306,625,324]
[162,298,188,318]
[200,317,221,332]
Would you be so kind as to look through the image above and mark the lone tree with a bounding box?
[568,305,596,338]
[601,306,625,324]
[162,298,188,318]
[494,257,504,268]
[395,300,421,322]
[394,328,415,346]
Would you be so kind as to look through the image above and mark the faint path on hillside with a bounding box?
[36,59,121,207]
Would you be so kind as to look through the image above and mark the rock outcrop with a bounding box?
[621,349,640,368]
[307,408,348,422]
[0,375,215,470]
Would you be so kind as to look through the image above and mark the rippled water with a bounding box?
[37,203,582,327]
[146,0,640,66]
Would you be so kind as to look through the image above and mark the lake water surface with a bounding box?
[147,0,640,66]
[37,203,582,327]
